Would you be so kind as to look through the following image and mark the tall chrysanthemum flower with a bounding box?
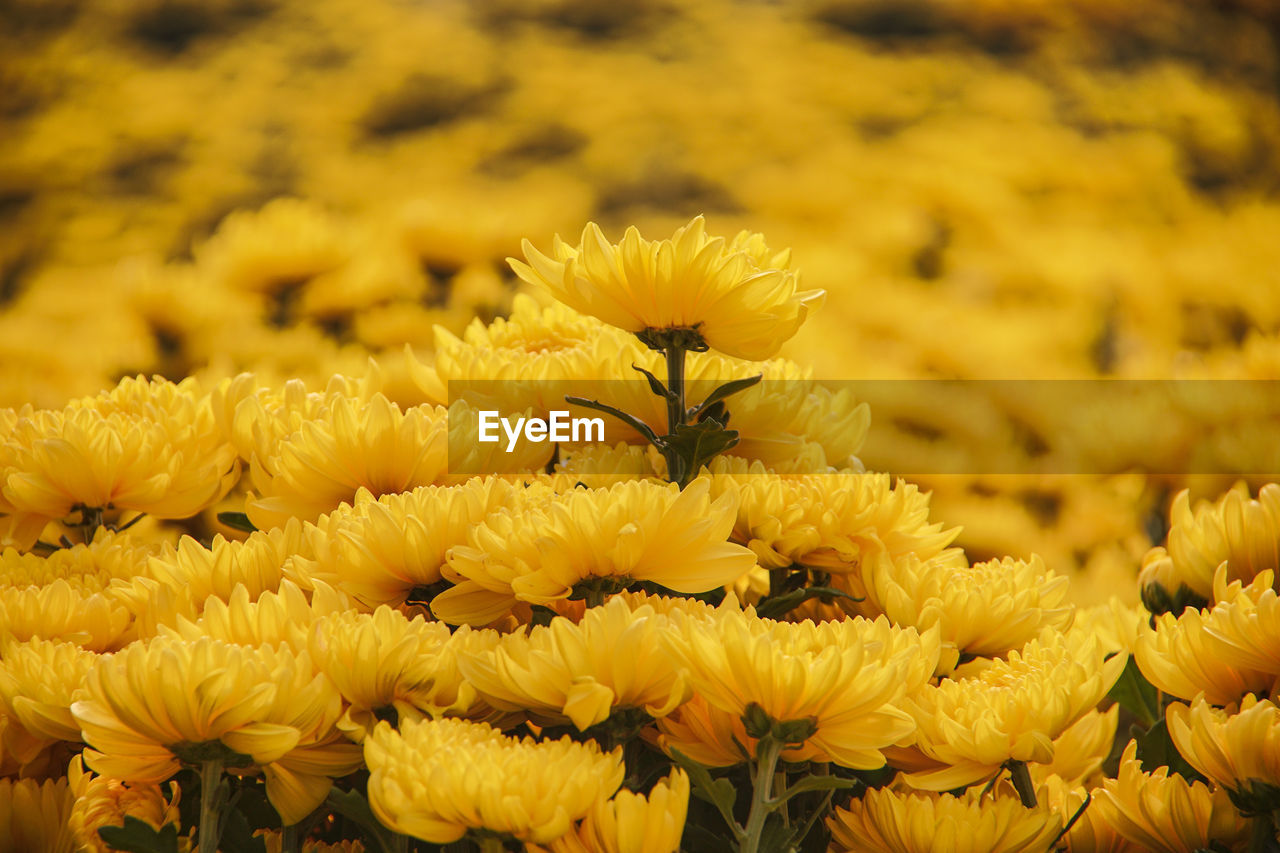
[432,478,755,625]
[0,776,75,853]
[864,552,1073,668]
[1167,694,1280,815]
[292,479,521,610]
[363,717,624,845]
[531,769,690,853]
[456,595,690,733]
[309,607,481,742]
[1089,741,1250,853]
[665,606,939,768]
[1139,484,1280,612]
[509,216,823,361]
[245,394,448,529]
[827,784,1062,853]
[71,636,307,783]
[899,631,1126,790]
[68,756,181,853]
[1135,601,1274,705]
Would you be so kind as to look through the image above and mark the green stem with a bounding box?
[476,837,504,853]
[392,832,411,853]
[1007,760,1037,809]
[1250,810,1280,853]
[282,822,301,853]
[585,586,606,608]
[663,343,688,486]
[198,758,226,853]
[742,737,785,853]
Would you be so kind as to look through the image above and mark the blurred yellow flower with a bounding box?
[69,755,181,853]
[666,606,939,768]
[865,552,1073,666]
[309,606,480,742]
[534,769,690,853]
[509,216,823,360]
[0,775,75,853]
[1090,741,1250,853]
[294,479,520,610]
[432,478,755,625]
[457,595,689,732]
[827,784,1062,853]
[1167,694,1280,812]
[245,394,448,529]
[364,717,624,844]
[900,631,1125,790]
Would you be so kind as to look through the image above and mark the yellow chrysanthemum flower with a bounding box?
[654,692,757,768]
[446,398,557,478]
[0,637,98,745]
[532,769,690,853]
[2,385,239,526]
[0,577,133,651]
[1140,484,1280,608]
[259,834,364,853]
[1198,567,1280,679]
[1090,741,1251,853]
[707,460,957,576]
[69,755,181,853]
[309,607,480,742]
[0,776,75,853]
[245,394,448,529]
[196,198,351,295]
[72,636,310,783]
[161,579,350,652]
[1035,706,1119,789]
[432,478,755,625]
[865,552,1073,669]
[1039,775,1136,853]
[457,595,690,732]
[1135,600,1275,705]
[364,717,624,844]
[1167,694,1280,812]
[665,606,939,768]
[509,216,823,360]
[827,784,1063,853]
[900,631,1126,790]
[292,479,521,610]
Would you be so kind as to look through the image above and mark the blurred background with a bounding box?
[3,0,1279,602]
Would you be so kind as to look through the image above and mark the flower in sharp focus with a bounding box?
[431,478,755,625]
[665,606,939,768]
[363,717,624,844]
[456,595,690,732]
[826,784,1063,853]
[509,216,823,360]
[532,769,690,853]
[68,755,181,853]
[1134,600,1275,705]
[1089,741,1250,853]
[899,631,1126,791]
[1198,567,1280,680]
[0,637,99,745]
[71,636,306,783]
[1166,693,1280,814]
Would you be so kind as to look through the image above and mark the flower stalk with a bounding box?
[199,758,227,853]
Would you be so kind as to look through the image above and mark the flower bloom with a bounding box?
[899,631,1126,790]
[1134,600,1275,705]
[456,595,690,731]
[532,770,690,853]
[0,637,98,747]
[665,606,939,768]
[68,756,181,853]
[363,717,624,844]
[432,478,755,625]
[509,216,823,360]
[1166,694,1280,812]
[827,784,1062,853]
[1089,741,1250,853]
[0,776,75,853]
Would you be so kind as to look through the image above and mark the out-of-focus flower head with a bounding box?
[363,717,624,844]
[432,478,755,625]
[456,595,690,732]
[532,769,689,853]
[899,630,1126,790]
[0,775,75,853]
[245,394,448,529]
[1089,741,1251,853]
[509,216,823,361]
[665,605,939,768]
[826,783,1063,853]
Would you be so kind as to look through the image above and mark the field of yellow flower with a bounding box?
[3,0,1280,851]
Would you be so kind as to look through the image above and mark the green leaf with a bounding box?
[631,364,676,401]
[564,396,662,445]
[755,586,862,620]
[669,748,743,840]
[757,814,801,853]
[216,511,258,533]
[217,799,267,853]
[662,419,740,485]
[774,774,859,802]
[324,787,403,853]
[97,817,180,853]
[1107,656,1160,729]
[688,374,763,420]
[1136,718,1206,784]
